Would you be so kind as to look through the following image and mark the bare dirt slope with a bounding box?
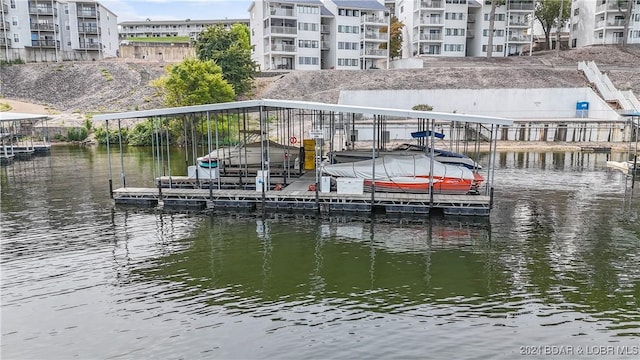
[1,45,638,123]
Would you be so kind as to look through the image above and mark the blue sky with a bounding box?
[103,0,253,22]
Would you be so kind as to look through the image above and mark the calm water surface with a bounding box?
[1,146,639,359]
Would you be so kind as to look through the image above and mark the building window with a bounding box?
[13,33,18,43]
[574,8,579,16]
[446,28,466,36]
[484,14,505,21]
[11,17,17,26]
[482,44,503,52]
[298,56,319,65]
[482,29,503,36]
[10,0,15,8]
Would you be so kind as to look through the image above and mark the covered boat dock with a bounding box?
[0,112,52,165]
[93,99,512,216]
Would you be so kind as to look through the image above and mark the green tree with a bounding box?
[380,16,405,60]
[412,104,433,111]
[535,0,570,50]
[152,58,235,107]
[195,23,257,97]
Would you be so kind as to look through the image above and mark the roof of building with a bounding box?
[93,99,513,126]
[333,0,387,11]
[321,6,335,16]
[118,19,249,26]
[0,112,51,123]
[275,0,323,5]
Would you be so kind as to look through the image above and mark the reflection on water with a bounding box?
[1,146,639,359]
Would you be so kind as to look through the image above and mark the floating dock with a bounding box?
[95,99,512,218]
[115,171,492,216]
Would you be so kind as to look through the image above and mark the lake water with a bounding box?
[1,145,639,359]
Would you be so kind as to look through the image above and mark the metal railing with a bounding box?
[362,15,387,24]
[417,33,442,41]
[0,38,11,46]
[79,42,101,49]
[269,43,296,52]
[361,48,387,56]
[268,7,295,17]
[416,0,444,9]
[269,26,297,35]
[28,6,55,15]
[0,21,9,31]
[78,25,99,33]
[419,18,443,25]
[362,32,388,40]
[30,39,59,47]
[30,23,56,31]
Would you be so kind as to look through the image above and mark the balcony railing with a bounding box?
[361,48,387,56]
[268,26,297,35]
[2,3,8,13]
[596,1,627,12]
[508,21,529,26]
[79,42,101,49]
[31,39,59,48]
[268,7,295,17]
[507,2,534,11]
[30,23,57,31]
[0,38,11,46]
[0,21,9,31]
[269,43,296,52]
[596,19,626,28]
[321,24,330,33]
[78,25,99,33]
[28,6,55,15]
[77,10,97,17]
[418,18,443,25]
[418,33,442,41]
[321,41,330,49]
[508,35,531,42]
[362,32,388,40]
[416,0,444,9]
[362,15,387,24]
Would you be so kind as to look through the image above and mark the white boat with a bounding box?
[197,132,299,168]
[321,154,484,194]
[606,160,639,175]
[329,143,482,170]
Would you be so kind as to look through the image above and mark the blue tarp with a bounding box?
[411,131,445,139]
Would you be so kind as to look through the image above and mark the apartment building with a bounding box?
[118,19,250,42]
[396,0,534,57]
[0,0,118,62]
[249,0,390,71]
[569,0,640,48]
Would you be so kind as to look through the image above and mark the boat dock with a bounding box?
[115,171,491,216]
[94,99,512,218]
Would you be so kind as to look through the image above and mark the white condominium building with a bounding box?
[0,0,118,62]
[569,0,640,48]
[118,19,250,42]
[249,0,390,71]
[397,0,534,57]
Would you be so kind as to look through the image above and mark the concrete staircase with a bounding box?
[578,61,640,112]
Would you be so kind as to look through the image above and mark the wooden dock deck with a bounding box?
[115,172,492,216]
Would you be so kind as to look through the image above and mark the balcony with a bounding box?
[418,18,443,25]
[79,42,101,50]
[416,0,444,9]
[2,3,8,13]
[268,26,297,36]
[321,41,330,50]
[0,38,11,46]
[268,7,295,17]
[30,23,57,31]
[28,6,55,15]
[79,25,99,34]
[30,39,59,48]
[596,19,626,28]
[596,1,627,13]
[507,35,531,42]
[321,24,330,33]
[507,1,534,11]
[0,21,8,31]
[269,43,296,52]
[362,15,387,24]
[361,48,387,57]
[466,29,475,38]
[508,20,529,27]
[77,7,97,17]
[362,32,388,40]
[417,33,442,41]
